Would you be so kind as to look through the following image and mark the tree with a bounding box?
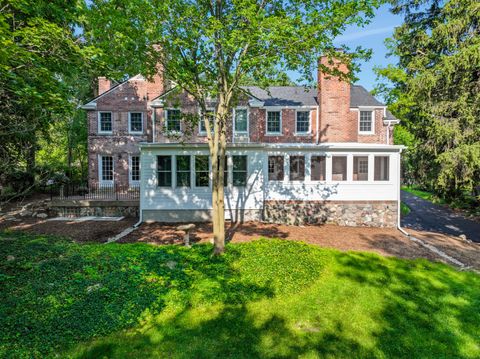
[86,0,381,254]
[375,0,480,200]
[0,0,96,194]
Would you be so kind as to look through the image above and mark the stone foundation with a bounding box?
[49,200,139,218]
[263,200,398,227]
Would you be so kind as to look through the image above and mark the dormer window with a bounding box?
[359,110,374,134]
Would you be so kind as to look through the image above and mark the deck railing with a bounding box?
[50,182,140,200]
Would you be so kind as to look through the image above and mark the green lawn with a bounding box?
[401,185,442,203]
[400,201,411,216]
[1,232,479,359]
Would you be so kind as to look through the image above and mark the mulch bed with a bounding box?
[0,217,137,242]
[120,221,446,263]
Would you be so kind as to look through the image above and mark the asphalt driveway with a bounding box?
[401,190,480,242]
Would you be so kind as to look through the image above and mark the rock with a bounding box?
[166,260,177,269]
[6,255,15,261]
[36,213,48,219]
[19,210,32,217]
[86,283,102,293]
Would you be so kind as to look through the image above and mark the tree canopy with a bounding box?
[375,0,480,200]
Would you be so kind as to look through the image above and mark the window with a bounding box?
[101,156,113,181]
[216,156,228,187]
[311,156,326,181]
[234,108,248,132]
[374,156,390,181]
[296,111,310,133]
[268,156,284,181]
[289,155,305,181]
[332,156,347,181]
[232,156,247,187]
[130,156,140,183]
[353,156,369,181]
[157,156,172,187]
[166,109,181,132]
[267,111,281,134]
[195,156,209,187]
[129,112,143,133]
[359,111,373,133]
[199,110,214,134]
[99,112,112,133]
[176,155,191,187]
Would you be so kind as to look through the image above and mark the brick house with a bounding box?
[82,56,402,227]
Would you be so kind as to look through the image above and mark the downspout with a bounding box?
[396,147,409,236]
[152,107,156,143]
[315,105,320,144]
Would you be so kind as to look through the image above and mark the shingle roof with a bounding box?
[243,86,318,106]
[244,84,388,110]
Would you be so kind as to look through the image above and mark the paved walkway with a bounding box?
[401,191,480,242]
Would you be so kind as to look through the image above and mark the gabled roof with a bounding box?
[243,86,318,107]
[350,85,384,107]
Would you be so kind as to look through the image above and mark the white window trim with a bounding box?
[198,108,215,136]
[294,109,312,135]
[358,109,375,135]
[98,155,114,187]
[266,110,282,135]
[128,112,144,135]
[129,155,141,187]
[233,107,249,134]
[165,108,182,134]
[98,111,113,135]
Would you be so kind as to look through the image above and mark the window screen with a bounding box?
[157,156,172,187]
[176,155,191,187]
[232,156,247,187]
[268,156,284,181]
[332,156,347,181]
[311,156,326,181]
[195,156,209,187]
[289,155,305,181]
[353,156,369,181]
[374,156,390,181]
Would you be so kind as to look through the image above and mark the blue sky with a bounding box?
[290,4,403,92]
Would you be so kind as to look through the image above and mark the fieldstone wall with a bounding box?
[263,200,398,227]
[49,200,139,218]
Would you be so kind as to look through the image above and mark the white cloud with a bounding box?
[334,26,395,43]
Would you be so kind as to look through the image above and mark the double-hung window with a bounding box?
[268,156,284,181]
[311,156,326,181]
[295,111,310,134]
[232,156,247,187]
[267,111,281,134]
[129,112,143,133]
[166,109,181,132]
[289,155,305,181]
[359,111,374,134]
[374,156,390,181]
[176,155,191,187]
[99,112,112,133]
[130,156,140,184]
[234,108,248,133]
[199,110,215,135]
[157,156,172,187]
[353,156,369,181]
[195,156,210,187]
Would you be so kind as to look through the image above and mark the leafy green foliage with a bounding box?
[1,232,479,358]
[400,201,410,216]
[375,0,480,203]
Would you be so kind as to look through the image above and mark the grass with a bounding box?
[400,201,411,216]
[1,232,480,358]
[401,185,443,203]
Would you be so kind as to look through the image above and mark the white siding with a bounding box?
[140,146,401,213]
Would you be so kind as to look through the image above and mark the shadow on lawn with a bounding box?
[1,232,479,358]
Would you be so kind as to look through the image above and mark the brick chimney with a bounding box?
[98,77,111,96]
[317,55,355,142]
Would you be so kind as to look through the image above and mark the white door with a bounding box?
[99,155,114,187]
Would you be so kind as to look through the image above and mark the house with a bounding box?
[81,56,402,227]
